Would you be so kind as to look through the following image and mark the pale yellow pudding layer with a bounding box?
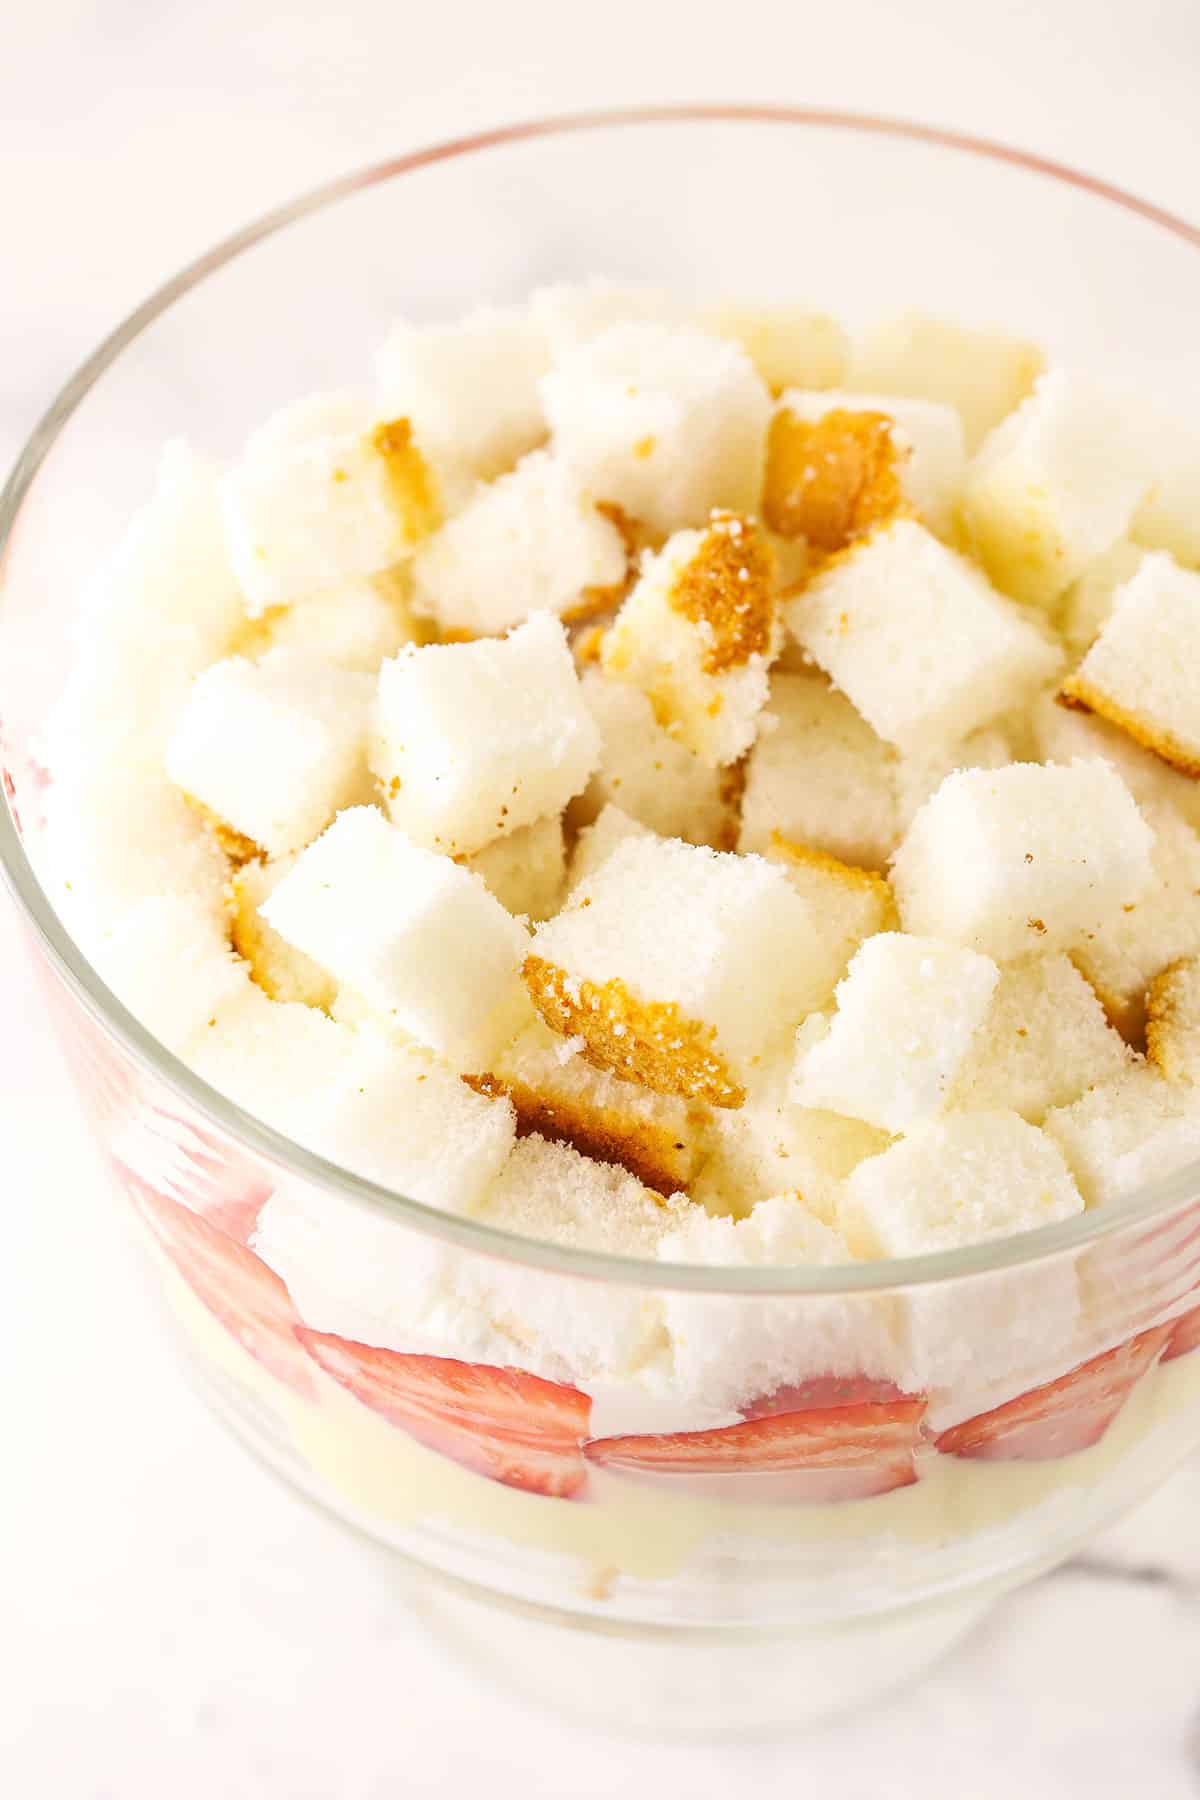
[157,1245,1200,1597]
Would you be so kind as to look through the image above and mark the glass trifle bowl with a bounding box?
[4,107,1200,1735]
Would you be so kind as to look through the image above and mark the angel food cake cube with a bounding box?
[567,804,654,894]
[464,813,566,921]
[260,807,530,1070]
[602,513,779,766]
[961,370,1151,608]
[376,305,550,486]
[1147,957,1200,1084]
[700,304,849,393]
[1058,538,1149,655]
[92,894,249,1054]
[465,1136,687,1383]
[525,837,827,1106]
[247,570,418,672]
[1044,1066,1200,1207]
[950,955,1132,1122]
[784,519,1060,752]
[372,612,600,855]
[1070,805,1200,1040]
[839,1111,1083,1257]
[542,323,771,536]
[847,313,1045,452]
[410,451,627,637]
[221,394,439,615]
[478,1017,703,1195]
[891,761,1156,961]
[738,674,899,870]
[571,671,731,846]
[657,1197,904,1417]
[165,650,372,858]
[763,390,965,544]
[791,933,999,1134]
[1060,555,1200,776]
[229,855,338,1010]
[1031,689,1200,834]
[762,839,896,979]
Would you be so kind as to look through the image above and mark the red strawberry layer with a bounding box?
[297,1333,593,1499]
[935,1325,1173,1463]
[1164,1303,1200,1364]
[584,1383,927,1503]
[131,1175,315,1398]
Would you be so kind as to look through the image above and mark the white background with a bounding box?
[4,2,1200,1793]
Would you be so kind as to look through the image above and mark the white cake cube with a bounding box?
[229,855,337,1010]
[765,389,966,542]
[1071,804,1200,1040]
[375,306,550,486]
[57,442,245,743]
[694,1055,888,1222]
[165,649,372,858]
[658,1196,903,1417]
[295,1032,515,1211]
[464,1136,686,1383]
[1059,538,1149,654]
[260,807,531,1070]
[1060,554,1200,776]
[526,837,830,1105]
[1044,1066,1200,1206]
[602,514,779,766]
[248,569,418,671]
[221,393,439,615]
[1031,689,1200,834]
[372,612,599,856]
[848,312,1045,452]
[567,803,655,894]
[532,280,687,356]
[188,985,362,1142]
[700,304,850,393]
[840,1111,1083,1256]
[410,451,627,638]
[961,369,1151,608]
[1147,957,1200,1084]
[571,670,732,846]
[92,894,248,1054]
[542,322,771,536]
[762,838,896,979]
[892,725,1015,836]
[891,761,1156,961]
[464,813,566,921]
[737,673,899,871]
[791,933,999,1133]
[478,1016,704,1196]
[950,954,1133,1122]
[784,519,1061,752]
[1132,411,1200,568]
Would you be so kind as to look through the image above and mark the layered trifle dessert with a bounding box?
[36,285,1200,1639]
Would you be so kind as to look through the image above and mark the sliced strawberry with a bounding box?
[297,1333,592,1499]
[936,1325,1173,1463]
[1164,1303,1200,1364]
[584,1388,928,1503]
[131,1174,315,1398]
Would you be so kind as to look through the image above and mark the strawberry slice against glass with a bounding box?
[584,1382,927,1503]
[297,1333,593,1499]
[1163,1303,1200,1364]
[130,1174,315,1398]
[936,1325,1173,1463]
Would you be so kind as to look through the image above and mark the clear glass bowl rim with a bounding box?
[4,101,1200,1298]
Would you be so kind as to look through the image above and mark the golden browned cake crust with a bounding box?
[522,955,745,1107]
[769,832,898,918]
[763,407,906,553]
[1145,959,1198,1080]
[1056,683,1200,779]
[464,1068,700,1196]
[372,417,443,539]
[716,755,749,851]
[666,513,775,675]
[228,863,337,1011]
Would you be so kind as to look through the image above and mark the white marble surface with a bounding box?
[4,2,1200,1792]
